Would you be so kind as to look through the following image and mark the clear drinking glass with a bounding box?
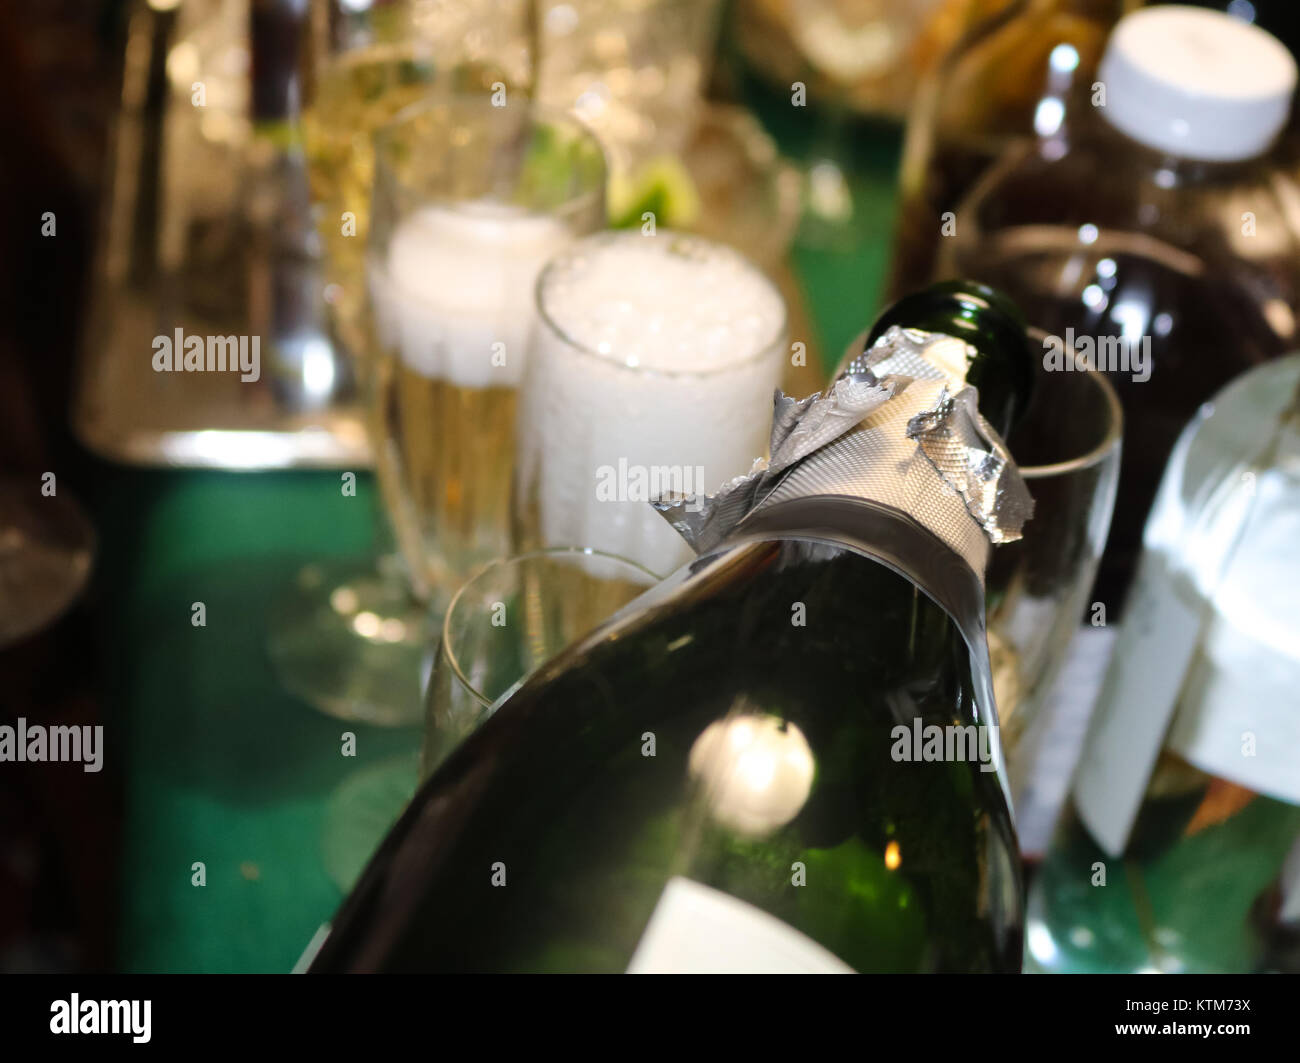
[320,545,649,894]
[677,103,803,275]
[514,230,788,579]
[985,336,1123,803]
[421,547,656,777]
[269,3,535,726]
[305,0,533,353]
[535,0,724,176]
[0,477,95,648]
[368,97,607,605]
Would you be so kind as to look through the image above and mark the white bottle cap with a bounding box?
[1098,6,1297,162]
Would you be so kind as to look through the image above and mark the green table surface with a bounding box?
[103,113,902,973]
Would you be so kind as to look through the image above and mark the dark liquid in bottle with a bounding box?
[889,137,1007,303]
[887,0,1121,301]
[954,225,1286,608]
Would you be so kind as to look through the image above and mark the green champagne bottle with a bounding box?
[311,283,1036,973]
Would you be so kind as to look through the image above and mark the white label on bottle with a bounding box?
[1013,625,1118,858]
[1073,554,1205,858]
[1163,651,1300,807]
[626,877,854,974]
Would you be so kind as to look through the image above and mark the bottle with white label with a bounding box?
[307,283,1036,973]
[1027,354,1300,974]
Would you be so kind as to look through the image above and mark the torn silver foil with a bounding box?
[652,326,1034,573]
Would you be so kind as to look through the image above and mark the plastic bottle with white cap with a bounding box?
[941,3,1300,611]
[1099,5,1296,162]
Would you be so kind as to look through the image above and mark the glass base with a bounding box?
[267,556,436,727]
[0,478,95,648]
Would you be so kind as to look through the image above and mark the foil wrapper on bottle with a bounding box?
[653,326,1034,578]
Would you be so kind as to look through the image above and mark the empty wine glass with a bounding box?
[422,547,655,776]
[319,546,651,894]
[985,336,1122,812]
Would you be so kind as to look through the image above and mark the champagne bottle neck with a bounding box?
[659,320,1033,572]
[733,496,988,652]
[864,282,1035,439]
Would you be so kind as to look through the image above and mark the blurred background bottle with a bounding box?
[731,0,1001,123]
[244,0,352,411]
[302,0,532,360]
[887,0,1131,300]
[943,6,1300,608]
[1027,354,1300,973]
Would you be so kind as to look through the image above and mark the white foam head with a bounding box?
[537,231,787,373]
[371,202,574,388]
[522,231,787,577]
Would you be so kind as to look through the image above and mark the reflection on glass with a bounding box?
[688,711,816,837]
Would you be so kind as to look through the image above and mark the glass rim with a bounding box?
[371,93,608,225]
[1020,325,1124,480]
[836,321,1124,480]
[531,229,790,380]
[440,545,659,708]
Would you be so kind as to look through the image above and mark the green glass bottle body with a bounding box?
[310,286,1034,973]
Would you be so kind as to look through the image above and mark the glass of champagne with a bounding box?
[315,98,604,889]
[515,230,788,579]
[422,547,657,777]
[367,97,607,605]
[269,0,535,726]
